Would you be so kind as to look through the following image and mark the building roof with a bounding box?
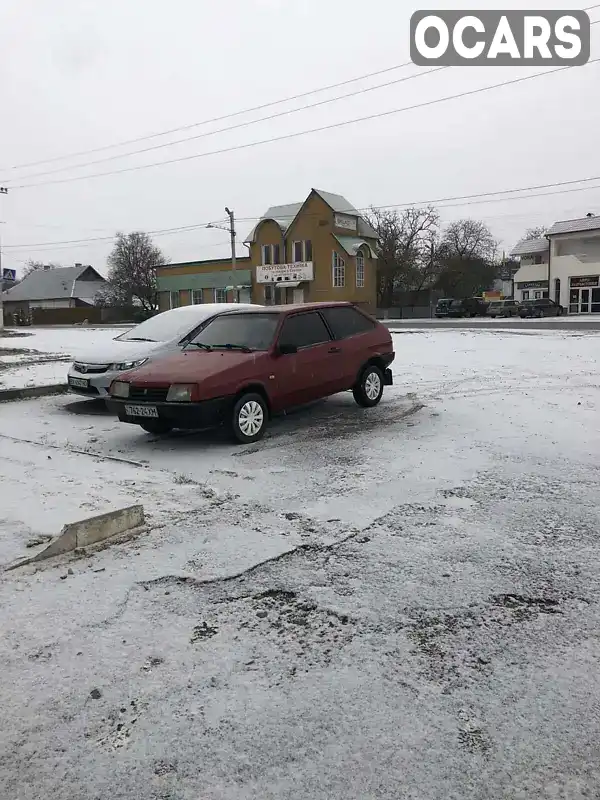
[158,256,251,270]
[546,215,600,236]
[333,235,377,259]
[2,265,105,302]
[245,189,378,242]
[510,238,549,256]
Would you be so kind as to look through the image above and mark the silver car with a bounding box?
[67,303,258,398]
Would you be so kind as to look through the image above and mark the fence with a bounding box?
[377,305,434,320]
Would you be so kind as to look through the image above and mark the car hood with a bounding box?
[122,348,263,384]
[73,339,165,365]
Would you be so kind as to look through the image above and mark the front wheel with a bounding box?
[353,365,384,408]
[232,393,268,444]
[139,419,173,435]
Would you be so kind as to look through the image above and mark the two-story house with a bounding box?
[511,215,600,313]
[547,215,600,314]
[245,188,378,312]
[510,238,550,302]
[156,188,378,313]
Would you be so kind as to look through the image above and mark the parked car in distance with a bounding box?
[435,298,453,318]
[107,302,395,444]
[67,303,258,397]
[447,297,489,318]
[518,298,563,318]
[487,299,520,318]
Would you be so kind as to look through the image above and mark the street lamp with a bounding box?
[207,207,237,302]
[0,187,8,331]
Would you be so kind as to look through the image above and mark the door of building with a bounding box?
[569,287,600,314]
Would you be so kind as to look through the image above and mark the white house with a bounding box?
[547,215,600,315]
[510,238,550,302]
[511,214,600,314]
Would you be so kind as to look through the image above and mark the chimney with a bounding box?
[43,264,51,270]
[74,262,82,268]
[586,213,595,218]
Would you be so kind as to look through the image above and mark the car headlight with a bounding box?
[110,381,130,398]
[112,358,148,372]
[166,384,195,402]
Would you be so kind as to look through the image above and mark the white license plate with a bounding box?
[124,404,159,418]
[69,377,89,389]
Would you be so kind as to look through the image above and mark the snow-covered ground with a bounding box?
[1,328,599,799]
[0,327,125,390]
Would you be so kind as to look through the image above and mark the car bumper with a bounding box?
[107,396,234,429]
[67,368,121,398]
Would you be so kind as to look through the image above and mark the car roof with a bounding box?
[220,301,355,315]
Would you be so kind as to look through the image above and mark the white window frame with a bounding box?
[356,252,365,288]
[214,288,227,303]
[292,240,313,263]
[521,290,530,300]
[332,251,345,288]
[191,289,203,305]
[170,291,180,309]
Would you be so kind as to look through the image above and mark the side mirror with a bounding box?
[277,343,298,356]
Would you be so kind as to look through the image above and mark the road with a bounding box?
[1,328,600,799]
[384,316,600,331]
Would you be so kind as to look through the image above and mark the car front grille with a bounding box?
[128,385,169,403]
[73,363,110,374]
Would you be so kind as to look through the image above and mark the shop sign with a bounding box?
[334,214,357,232]
[256,262,314,284]
[570,275,599,288]
[516,280,548,290]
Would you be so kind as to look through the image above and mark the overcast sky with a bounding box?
[1,0,599,276]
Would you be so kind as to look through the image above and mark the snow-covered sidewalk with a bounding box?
[0,326,124,391]
[1,328,600,799]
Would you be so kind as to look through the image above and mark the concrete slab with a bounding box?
[7,504,145,569]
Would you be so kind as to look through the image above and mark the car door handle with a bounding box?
[328,347,342,354]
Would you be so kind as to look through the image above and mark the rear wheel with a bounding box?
[353,365,384,408]
[139,419,173,435]
[232,393,268,444]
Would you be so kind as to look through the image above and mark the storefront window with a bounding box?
[592,288,600,314]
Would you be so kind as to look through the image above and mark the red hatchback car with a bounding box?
[107,302,395,443]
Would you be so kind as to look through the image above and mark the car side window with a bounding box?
[278,312,331,349]
[321,306,376,340]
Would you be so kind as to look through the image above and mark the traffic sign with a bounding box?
[2,268,16,281]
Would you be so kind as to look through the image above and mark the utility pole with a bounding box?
[0,187,8,332]
[225,207,237,302]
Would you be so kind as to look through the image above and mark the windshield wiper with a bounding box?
[186,342,213,351]
[124,337,156,342]
[213,343,254,353]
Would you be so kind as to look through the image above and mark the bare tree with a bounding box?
[523,225,548,240]
[441,219,498,261]
[96,232,166,313]
[23,260,62,277]
[365,206,440,307]
[436,219,499,297]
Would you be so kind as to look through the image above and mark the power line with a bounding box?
[10,55,600,191]
[6,172,600,252]
[5,2,600,176]
[0,61,417,174]
[3,67,448,183]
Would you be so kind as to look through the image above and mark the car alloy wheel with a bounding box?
[353,365,384,408]
[232,392,268,444]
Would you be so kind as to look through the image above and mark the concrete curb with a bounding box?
[0,383,69,403]
[6,504,145,570]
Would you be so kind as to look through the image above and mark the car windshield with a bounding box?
[187,313,280,351]
[116,307,213,343]
[450,301,463,308]
[521,300,534,306]
[489,302,502,308]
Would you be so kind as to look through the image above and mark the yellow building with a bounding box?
[156,188,378,313]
